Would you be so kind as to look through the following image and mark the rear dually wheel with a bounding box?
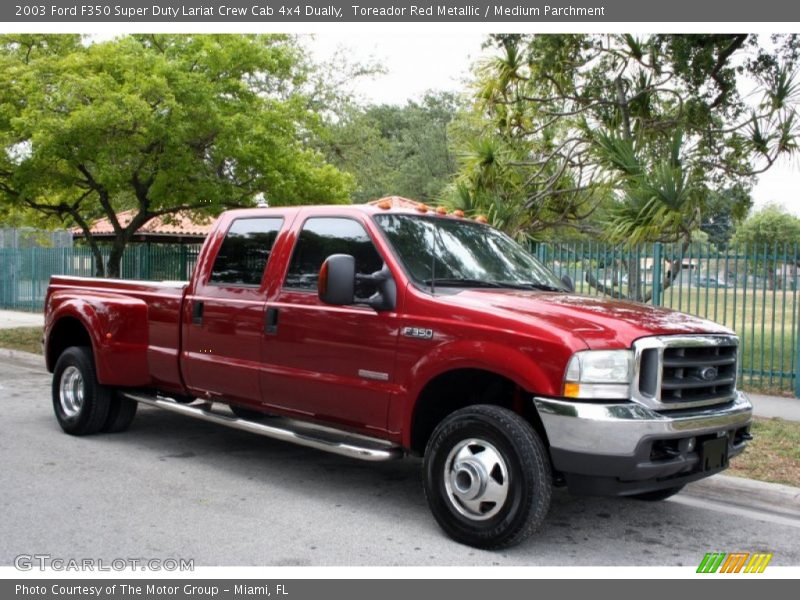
[52,346,113,436]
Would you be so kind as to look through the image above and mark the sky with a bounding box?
[303,32,800,218]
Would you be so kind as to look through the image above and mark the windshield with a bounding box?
[373,214,565,291]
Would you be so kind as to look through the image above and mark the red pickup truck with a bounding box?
[44,199,753,548]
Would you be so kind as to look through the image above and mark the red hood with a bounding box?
[437,290,733,350]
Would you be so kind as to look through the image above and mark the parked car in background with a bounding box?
[694,275,729,288]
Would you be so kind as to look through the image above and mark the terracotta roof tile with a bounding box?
[73,210,214,238]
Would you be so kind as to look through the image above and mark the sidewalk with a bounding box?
[749,393,800,422]
[0,309,43,329]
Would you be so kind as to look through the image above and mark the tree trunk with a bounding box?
[106,237,128,278]
[626,257,643,302]
[90,241,106,278]
[585,241,690,303]
[104,209,153,278]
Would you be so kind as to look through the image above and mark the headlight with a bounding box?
[563,350,633,400]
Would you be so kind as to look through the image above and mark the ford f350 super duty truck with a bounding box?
[44,199,753,548]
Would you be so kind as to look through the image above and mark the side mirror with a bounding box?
[318,254,356,305]
[318,254,397,311]
[359,264,396,311]
[561,274,574,292]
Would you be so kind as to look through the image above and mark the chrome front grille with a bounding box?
[661,344,737,403]
[632,335,739,410]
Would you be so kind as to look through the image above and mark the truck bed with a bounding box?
[46,276,188,393]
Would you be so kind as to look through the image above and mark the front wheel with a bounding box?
[52,346,112,436]
[423,405,552,549]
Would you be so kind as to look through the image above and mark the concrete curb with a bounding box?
[684,474,800,519]
[0,348,46,370]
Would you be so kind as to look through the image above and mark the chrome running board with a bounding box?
[123,392,404,462]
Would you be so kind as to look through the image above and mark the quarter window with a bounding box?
[285,218,384,295]
[209,217,283,285]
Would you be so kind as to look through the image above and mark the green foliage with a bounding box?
[0,34,353,276]
[454,34,799,249]
[700,186,753,247]
[320,92,460,204]
[733,204,800,247]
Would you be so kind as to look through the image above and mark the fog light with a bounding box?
[686,437,696,452]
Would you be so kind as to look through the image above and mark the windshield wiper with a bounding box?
[501,282,564,292]
[421,278,563,291]
[421,278,506,288]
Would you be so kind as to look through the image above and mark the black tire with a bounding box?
[423,405,552,549]
[52,346,112,436]
[172,395,197,404]
[229,404,267,421]
[629,485,685,501]
[101,393,138,433]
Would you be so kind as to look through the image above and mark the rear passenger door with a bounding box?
[260,216,398,433]
[183,216,283,406]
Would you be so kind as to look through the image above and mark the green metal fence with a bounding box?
[0,244,200,312]
[533,242,799,395]
[1,240,798,395]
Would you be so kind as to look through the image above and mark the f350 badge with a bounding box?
[402,326,434,340]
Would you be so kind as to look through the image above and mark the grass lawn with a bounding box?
[0,326,43,355]
[728,417,800,488]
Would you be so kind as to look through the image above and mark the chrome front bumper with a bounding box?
[534,390,753,457]
[533,391,753,496]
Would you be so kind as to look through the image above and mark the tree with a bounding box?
[733,203,800,246]
[699,186,752,247]
[732,204,800,290]
[0,34,353,277]
[320,92,460,204]
[452,34,799,301]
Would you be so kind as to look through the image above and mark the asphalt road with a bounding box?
[1,351,799,567]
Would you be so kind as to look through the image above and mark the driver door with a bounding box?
[259,216,399,433]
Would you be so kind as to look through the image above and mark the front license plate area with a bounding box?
[701,436,729,471]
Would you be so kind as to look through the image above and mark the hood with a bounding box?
[436,289,733,350]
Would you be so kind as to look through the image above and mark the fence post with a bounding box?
[180,244,188,280]
[796,300,800,398]
[143,245,149,279]
[652,242,663,306]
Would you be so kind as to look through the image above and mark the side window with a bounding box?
[209,217,283,286]
[284,218,384,296]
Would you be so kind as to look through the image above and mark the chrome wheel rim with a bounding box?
[59,366,84,418]
[443,438,509,521]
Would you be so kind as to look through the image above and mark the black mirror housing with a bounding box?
[561,274,574,292]
[319,254,397,311]
[361,264,397,311]
[318,254,356,305]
